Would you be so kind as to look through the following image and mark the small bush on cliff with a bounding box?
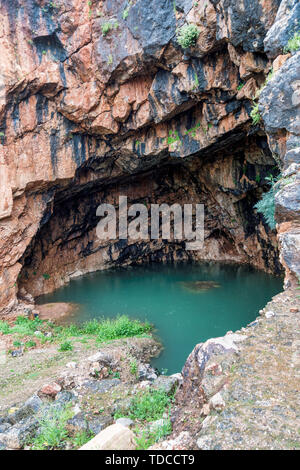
[250,102,261,125]
[176,24,199,49]
[254,175,280,230]
[284,32,300,53]
[102,22,112,36]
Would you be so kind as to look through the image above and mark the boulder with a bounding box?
[152,375,180,395]
[79,423,136,450]
[7,395,42,424]
[138,363,157,381]
[115,417,134,428]
[0,417,39,449]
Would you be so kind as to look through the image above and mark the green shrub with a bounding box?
[71,430,93,448]
[122,6,130,20]
[11,316,43,336]
[31,404,73,450]
[250,102,261,125]
[135,419,172,449]
[130,358,138,376]
[176,24,199,49]
[59,340,73,352]
[254,175,280,229]
[126,389,172,422]
[0,320,11,334]
[102,22,112,36]
[283,32,300,53]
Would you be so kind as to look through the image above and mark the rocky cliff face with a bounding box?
[0,0,299,314]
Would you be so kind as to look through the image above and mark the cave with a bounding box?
[17,131,282,300]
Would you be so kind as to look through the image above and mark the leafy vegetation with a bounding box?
[167,130,180,145]
[119,388,173,422]
[31,404,73,450]
[0,315,152,352]
[176,24,199,49]
[254,174,280,229]
[114,387,174,449]
[135,419,172,449]
[250,102,261,125]
[59,340,73,352]
[283,31,300,53]
[130,358,138,376]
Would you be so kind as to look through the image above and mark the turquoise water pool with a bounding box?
[37,262,283,374]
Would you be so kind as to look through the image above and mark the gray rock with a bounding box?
[260,52,300,135]
[87,351,115,367]
[81,378,120,394]
[152,375,179,395]
[0,423,11,433]
[88,415,113,435]
[7,395,42,425]
[55,390,77,404]
[138,364,157,382]
[67,412,88,435]
[11,348,23,357]
[0,417,39,449]
[264,0,300,57]
[111,397,132,416]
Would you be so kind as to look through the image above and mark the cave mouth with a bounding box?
[36,261,283,373]
[18,133,282,303]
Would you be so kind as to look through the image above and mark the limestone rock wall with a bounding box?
[0,0,298,314]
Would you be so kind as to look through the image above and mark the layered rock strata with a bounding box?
[0,0,298,314]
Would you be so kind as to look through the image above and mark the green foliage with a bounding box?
[42,273,50,280]
[135,419,172,449]
[284,32,300,53]
[176,24,199,49]
[11,316,43,336]
[122,3,132,20]
[250,102,261,125]
[184,122,201,138]
[31,404,73,450]
[25,340,37,348]
[55,315,151,343]
[102,22,112,36]
[130,358,138,376]
[126,388,173,422]
[167,130,180,145]
[254,175,281,230]
[59,340,73,352]
[0,320,10,334]
[237,82,244,91]
[71,430,93,448]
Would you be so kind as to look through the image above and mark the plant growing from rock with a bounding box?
[283,31,300,53]
[176,24,199,49]
[254,174,281,229]
[102,22,112,36]
[31,404,73,450]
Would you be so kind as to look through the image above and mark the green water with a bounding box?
[37,263,282,374]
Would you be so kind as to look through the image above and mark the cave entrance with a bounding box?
[18,134,282,304]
